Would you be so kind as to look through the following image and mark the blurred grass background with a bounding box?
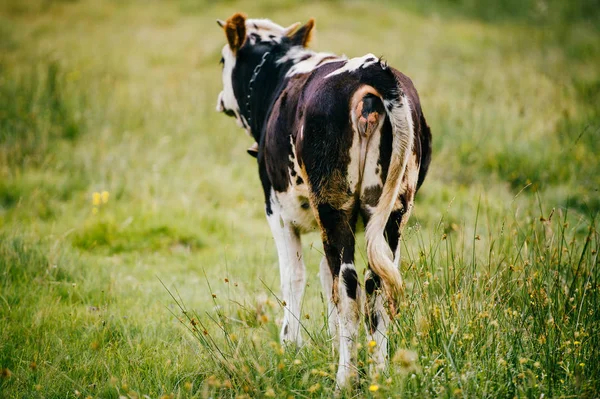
[0,0,599,397]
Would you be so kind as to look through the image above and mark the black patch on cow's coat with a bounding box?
[365,272,381,295]
[231,39,296,144]
[318,203,358,274]
[280,91,288,108]
[366,311,379,334]
[384,209,404,254]
[299,65,363,201]
[417,113,432,190]
[365,271,381,333]
[258,153,273,216]
[363,185,382,207]
[342,268,358,300]
[295,176,304,185]
[377,118,393,182]
[300,199,310,209]
[361,93,385,119]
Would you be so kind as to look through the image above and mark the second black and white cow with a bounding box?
[216,13,432,387]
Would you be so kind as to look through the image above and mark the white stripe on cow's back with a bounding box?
[325,53,379,78]
[277,47,344,77]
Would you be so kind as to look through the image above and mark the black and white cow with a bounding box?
[216,13,432,387]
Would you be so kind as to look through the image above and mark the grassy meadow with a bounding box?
[1,0,599,397]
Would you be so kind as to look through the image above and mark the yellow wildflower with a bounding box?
[92,192,101,206]
[369,384,379,392]
[307,383,320,393]
[101,191,110,204]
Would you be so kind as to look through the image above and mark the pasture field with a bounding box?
[1,0,599,397]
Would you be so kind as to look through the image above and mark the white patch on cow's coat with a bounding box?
[275,185,317,234]
[247,18,286,33]
[346,128,361,193]
[358,114,384,215]
[325,53,379,78]
[266,190,307,347]
[278,47,343,77]
[336,263,360,388]
[245,18,291,44]
[217,44,250,131]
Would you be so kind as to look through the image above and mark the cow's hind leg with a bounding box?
[266,192,306,346]
[317,203,360,388]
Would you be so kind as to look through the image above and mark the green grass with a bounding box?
[1,0,599,397]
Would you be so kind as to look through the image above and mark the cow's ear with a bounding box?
[287,18,315,47]
[282,22,301,35]
[223,13,247,54]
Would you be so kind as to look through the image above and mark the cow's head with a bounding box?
[215,13,315,131]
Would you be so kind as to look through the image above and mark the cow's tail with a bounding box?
[364,79,414,307]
